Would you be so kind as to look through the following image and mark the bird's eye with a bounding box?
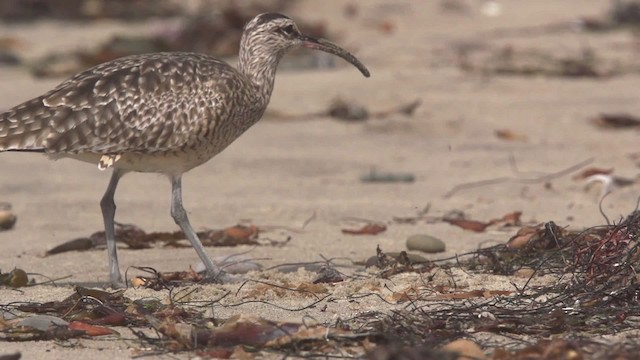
[280,25,295,36]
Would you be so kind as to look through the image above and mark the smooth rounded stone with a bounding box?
[0,210,17,230]
[406,234,445,253]
[18,315,69,331]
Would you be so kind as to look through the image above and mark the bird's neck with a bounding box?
[237,44,284,105]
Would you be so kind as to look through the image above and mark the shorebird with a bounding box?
[0,12,370,287]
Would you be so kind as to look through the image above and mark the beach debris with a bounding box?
[492,339,583,360]
[391,204,432,224]
[442,339,487,360]
[424,289,512,301]
[458,44,609,78]
[0,36,22,66]
[443,211,522,233]
[327,97,369,121]
[130,266,204,290]
[3,207,640,356]
[405,234,445,253]
[360,168,416,183]
[45,238,94,255]
[267,98,421,122]
[0,268,28,288]
[67,321,115,336]
[592,113,640,129]
[513,267,536,278]
[0,203,16,231]
[342,222,387,235]
[0,352,21,360]
[365,251,429,268]
[28,3,322,78]
[495,128,528,142]
[146,313,363,351]
[0,210,16,231]
[0,0,184,21]
[506,225,543,249]
[609,0,640,27]
[584,174,636,199]
[46,223,262,256]
[571,167,636,199]
[312,266,343,283]
[17,315,69,331]
[366,246,436,278]
[572,167,614,179]
[445,157,593,198]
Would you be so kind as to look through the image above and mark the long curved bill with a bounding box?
[300,35,370,78]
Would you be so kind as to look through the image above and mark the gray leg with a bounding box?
[100,169,126,288]
[170,175,226,282]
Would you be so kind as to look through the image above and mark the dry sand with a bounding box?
[1,0,640,358]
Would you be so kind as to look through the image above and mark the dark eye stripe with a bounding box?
[279,25,295,36]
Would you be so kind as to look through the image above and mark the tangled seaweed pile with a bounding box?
[2,211,640,359]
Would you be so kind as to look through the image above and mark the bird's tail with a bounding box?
[0,97,50,152]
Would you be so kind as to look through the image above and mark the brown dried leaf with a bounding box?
[444,218,490,232]
[507,225,542,249]
[489,211,522,227]
[495,129,528,142]
[342,223,387,235]
[68,321,116,336]
[45,237,94,255]
[223,224,259,241]
[572,167,614,180]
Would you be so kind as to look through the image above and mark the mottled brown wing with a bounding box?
[0,53,240,154]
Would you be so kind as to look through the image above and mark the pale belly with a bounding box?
[49,147,217,175]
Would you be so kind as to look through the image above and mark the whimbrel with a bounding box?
[0,13,370,287]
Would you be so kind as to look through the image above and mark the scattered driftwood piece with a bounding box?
[360,168,415,183]
[592,113,640,129]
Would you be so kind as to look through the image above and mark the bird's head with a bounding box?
[240,13,370,78]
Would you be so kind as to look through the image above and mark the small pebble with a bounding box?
[0,210,17,230]
[7,268,28,287]
[406,234,445,253]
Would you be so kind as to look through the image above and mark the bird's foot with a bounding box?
[201,270,240,284]
[109,273,126,289]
